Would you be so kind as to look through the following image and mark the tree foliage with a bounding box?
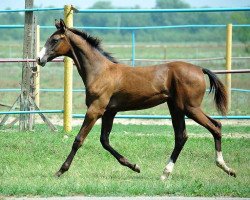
[231,12,250,52]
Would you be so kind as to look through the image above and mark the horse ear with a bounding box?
[60,19,67,31]
[55,19,67,32]
[55,19,61,30]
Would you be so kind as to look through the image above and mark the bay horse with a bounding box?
[37,19,236,180]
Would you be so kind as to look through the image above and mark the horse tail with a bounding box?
[202,68,228,115]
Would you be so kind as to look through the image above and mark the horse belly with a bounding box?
[107,92,169,111]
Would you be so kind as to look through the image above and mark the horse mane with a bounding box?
[69,28,118,64]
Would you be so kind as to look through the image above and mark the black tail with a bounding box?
[202,68,228,115]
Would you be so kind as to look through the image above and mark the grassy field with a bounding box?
[0,124,249,197]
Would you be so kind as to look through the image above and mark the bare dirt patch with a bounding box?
[2,115,250,126]
[1,116,249,139]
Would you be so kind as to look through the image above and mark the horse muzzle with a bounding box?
[37,47,48,67]
[36,57,47,67]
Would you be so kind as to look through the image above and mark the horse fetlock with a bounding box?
[133,164,140,173]
[227,169,236,178]
[55,170,63,177]
[118,157,140,173]
[216,159,227,170]
[55,164,69,177]
[161,159,174,181]
[215,160,236,178]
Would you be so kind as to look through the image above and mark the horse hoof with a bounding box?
[133,164,140,173]
[55,171,63,177]
[160,175,167,181]
[228,169,236,178]
[160,172,170,181]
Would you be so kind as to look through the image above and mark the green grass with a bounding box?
[0,124,249,197]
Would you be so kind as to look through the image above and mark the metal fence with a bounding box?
[0,6,250,131]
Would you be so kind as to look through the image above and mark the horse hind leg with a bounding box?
[186,106,236,177]
[100,111,140,173]
[161,102,188,180]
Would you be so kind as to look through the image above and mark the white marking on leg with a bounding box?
[160,158,175,180]
[216,151,225,164]
[38,47,47,59]
[215,151,228,169]
[215,151,235,176]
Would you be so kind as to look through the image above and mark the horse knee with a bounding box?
[212,119,222,129]
[87,107,105,121]
[216,121,222,129]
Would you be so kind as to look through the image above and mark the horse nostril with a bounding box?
[36,57,40,64]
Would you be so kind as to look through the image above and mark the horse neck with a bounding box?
[67,32,111,87]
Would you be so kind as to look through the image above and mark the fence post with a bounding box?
[63,5,73,132]
[225,23,232,111]
[35,25,40,107]
[20,0,35,131]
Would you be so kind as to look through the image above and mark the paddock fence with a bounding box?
[0,6,250,132]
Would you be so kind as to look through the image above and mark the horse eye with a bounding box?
[52,39,59,44]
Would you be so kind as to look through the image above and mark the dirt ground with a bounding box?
[1,116,249,139]
[37,115,250,126]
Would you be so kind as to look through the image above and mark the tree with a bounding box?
[151,0,191,25]
[77,1,116,27]
[231,12,250,52]
[155,0,190,9]
[90,1,113,9]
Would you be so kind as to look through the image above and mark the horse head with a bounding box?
[37,19,71,67]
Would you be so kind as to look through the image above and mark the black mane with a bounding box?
[69,28,118,64]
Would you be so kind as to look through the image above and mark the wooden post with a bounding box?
[1,6,56,131]
[20,0,35,131]
[225,23,232,111]
[63,5,73,132]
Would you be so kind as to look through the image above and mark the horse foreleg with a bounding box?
[100,111,140,173]
[55,105,104,177]
[161,103,187,180]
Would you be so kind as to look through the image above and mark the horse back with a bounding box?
[106,61,206,111]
